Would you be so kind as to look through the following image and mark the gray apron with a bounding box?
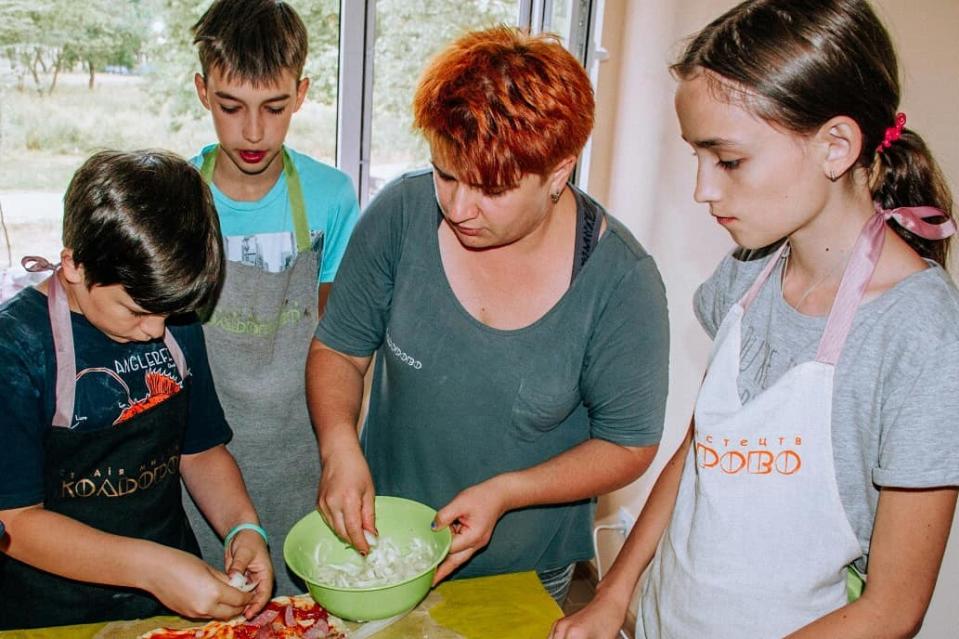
[184,146,321,595]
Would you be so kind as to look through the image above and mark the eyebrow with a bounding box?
[126,305,151,317]
[213,91,291,103]
[683,136,741,150]
[430,161,456,181]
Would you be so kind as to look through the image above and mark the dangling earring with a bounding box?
[550,191,562,204]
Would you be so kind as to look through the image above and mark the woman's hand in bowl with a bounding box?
[316,442,377,555]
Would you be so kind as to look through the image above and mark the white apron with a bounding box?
[641,206,956,638]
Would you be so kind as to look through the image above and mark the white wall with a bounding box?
[588,1,959,635]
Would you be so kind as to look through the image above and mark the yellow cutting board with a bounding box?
[0,571,563,639]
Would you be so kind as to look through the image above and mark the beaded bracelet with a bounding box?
[224,522,269,550]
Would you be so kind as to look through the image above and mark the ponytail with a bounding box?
[871,130,955,266]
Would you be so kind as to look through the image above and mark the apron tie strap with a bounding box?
[816,205,955,365]
[879,204,957,240]
[20,255,76,427]
[45,266,78,428]
[22,256,58,272]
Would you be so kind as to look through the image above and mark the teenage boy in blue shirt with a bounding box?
[187,0,360,595]
[0,150,272,629]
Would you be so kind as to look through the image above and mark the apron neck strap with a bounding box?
[737,205,955,366]
[22,255,59,273]
[199,145,311,253]
[163,329,188,379]
[47,269,78,428]
[739,243,788,312]
[24,256,79,427]
[815,205,956,364]
[39,262,187,427]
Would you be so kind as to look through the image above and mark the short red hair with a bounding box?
[413,26,594,192]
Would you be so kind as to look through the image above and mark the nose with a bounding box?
[693,163,720,204]
[445,184,480,224]
[140,315,166,341]
[242,111,264,144]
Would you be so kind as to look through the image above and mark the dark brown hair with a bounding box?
[673,0,954,265]
[193,0,308,84]
[413,26,594,193]
[63,150,224,315]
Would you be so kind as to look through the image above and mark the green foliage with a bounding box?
[0,1,38,45]
[299,0,341,105]
[0,75,337,189]
[1,0,144,93]
[0,0,522,186]
[371,0,516,160]
[139,0,210,126]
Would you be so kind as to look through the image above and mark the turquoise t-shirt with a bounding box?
[316,170,669,578]
[190,145,359,281]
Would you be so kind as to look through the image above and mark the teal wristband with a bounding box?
[224,523,269,550]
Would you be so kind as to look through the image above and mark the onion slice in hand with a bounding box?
[228,571,256,592]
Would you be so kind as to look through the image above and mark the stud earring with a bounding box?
[550,191,562,203]
[827,170,839,182]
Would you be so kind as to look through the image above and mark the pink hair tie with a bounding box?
[876,112,906,153]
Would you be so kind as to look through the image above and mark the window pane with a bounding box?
[0,0,340,272]
[547,0,591,61]
[549,0,576,45]
[367,0,519,200]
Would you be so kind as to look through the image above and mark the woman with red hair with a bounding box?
[306,26,668,604]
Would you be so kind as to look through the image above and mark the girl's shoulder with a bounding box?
[866,263,959,346]
[694,243,784,338]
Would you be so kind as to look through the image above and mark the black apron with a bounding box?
[0,270,200,629]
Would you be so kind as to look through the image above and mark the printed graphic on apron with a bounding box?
[696,433,803,476]
[59,446,182,499]
[224,230,325,273]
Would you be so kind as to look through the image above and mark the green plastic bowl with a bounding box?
[284,495,452,621]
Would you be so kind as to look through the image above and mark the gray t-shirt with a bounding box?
[316,170,669,577]
[696,247,959,572]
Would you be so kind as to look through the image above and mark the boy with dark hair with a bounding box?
[188,0,360,595]
[0,150,272,629]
